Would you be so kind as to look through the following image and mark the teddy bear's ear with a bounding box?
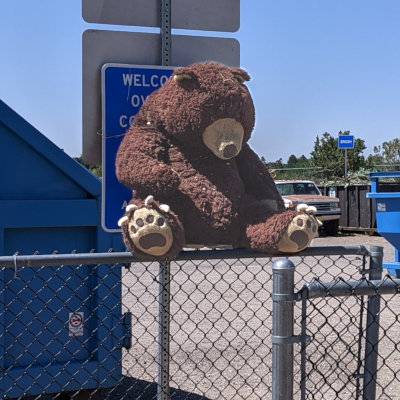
[231,67,251,84]
[173,70,197,86]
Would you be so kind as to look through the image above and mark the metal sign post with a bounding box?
[84,3,241,399]
[161,0,171,66]
[338,135,355,178]
[159,5,172,398]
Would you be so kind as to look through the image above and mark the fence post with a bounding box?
[272,258,296,400]
[363,245,383,400]
[158,261,171,400]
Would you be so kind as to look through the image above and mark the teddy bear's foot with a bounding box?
[277,212,319,253]
[118,197,174,257]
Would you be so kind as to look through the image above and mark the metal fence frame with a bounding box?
[271,246,389,400]
[0,245,389,399]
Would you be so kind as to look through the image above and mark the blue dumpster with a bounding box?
[0,101,126,397]
[367,172,400,276]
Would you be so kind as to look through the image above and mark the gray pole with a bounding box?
[345,148,348,178]
[363,246,383,400]
[161,0,171,66]
[272,259,296,400]
[158,3,172,398]
[158,261,171,400]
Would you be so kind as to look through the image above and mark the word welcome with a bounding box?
[122,73,170,88]
[118,73,171,128]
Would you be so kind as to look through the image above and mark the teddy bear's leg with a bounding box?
[118,195,185,259]
[243,205,319,254]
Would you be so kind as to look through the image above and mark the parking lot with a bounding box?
[312,231,396,264]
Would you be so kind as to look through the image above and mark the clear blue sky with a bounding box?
[1,1,399,164]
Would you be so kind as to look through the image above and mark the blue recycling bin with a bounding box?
[0,101,126,397]
[367,172,400,277]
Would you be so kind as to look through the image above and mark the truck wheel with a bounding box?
[324,220,339,236]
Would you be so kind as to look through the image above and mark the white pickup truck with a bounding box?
[275,180,341,235]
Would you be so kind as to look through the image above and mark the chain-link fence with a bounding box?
[0,245,397,399]
[292,247,400,400]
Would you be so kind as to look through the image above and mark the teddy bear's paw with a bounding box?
[277,214,319,253]
[296,203,317,214]
[120,206,173,257]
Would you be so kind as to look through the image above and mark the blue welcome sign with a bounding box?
[101,64,175,232]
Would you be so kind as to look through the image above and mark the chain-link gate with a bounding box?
[0,245,394,399]
[273,245,400,400]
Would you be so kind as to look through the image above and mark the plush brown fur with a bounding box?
[116,62,317,259]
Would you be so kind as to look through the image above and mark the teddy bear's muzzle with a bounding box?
[202,118,244,160]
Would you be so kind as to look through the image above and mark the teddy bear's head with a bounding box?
[134,62,255,160]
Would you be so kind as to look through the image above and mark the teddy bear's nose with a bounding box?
[223,144,238,159]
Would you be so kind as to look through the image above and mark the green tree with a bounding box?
[366,148,384,168]
[311,131,366,179]
[371,139,400,164]
[73,156,102,178]
[298,155,310,165]
[287,154,298,166]
[269,158,284,169]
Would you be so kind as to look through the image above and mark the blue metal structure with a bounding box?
[0,100,125,255]
[0,100,126,397]
[367,171,400,276]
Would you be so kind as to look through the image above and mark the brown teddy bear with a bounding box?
[116,62,319,259]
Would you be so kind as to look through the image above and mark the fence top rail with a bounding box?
[0,246,369,268]
[304,277,400,299]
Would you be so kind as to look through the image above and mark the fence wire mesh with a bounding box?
[298,274,400,400]
[298,290,366,399]
[0,246,398,400]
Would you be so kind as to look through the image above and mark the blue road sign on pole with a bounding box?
[338,135,355,178]
[338,135,354,149]
[101,64,175,232]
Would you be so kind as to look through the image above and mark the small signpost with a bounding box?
[84,4,240,398]
[82,0,240,167]
[101,64,175,231]
[338,135,355,177]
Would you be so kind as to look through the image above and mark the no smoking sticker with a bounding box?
[69,312,84,337]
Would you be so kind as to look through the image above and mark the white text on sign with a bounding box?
[122,73,170,87]
[119,73,172,128]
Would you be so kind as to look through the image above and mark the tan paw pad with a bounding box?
[127,208,173,257]
[278,214,319,253]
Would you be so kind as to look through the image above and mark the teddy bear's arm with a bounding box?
[236,144,285,209]
[116,127,180,197]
